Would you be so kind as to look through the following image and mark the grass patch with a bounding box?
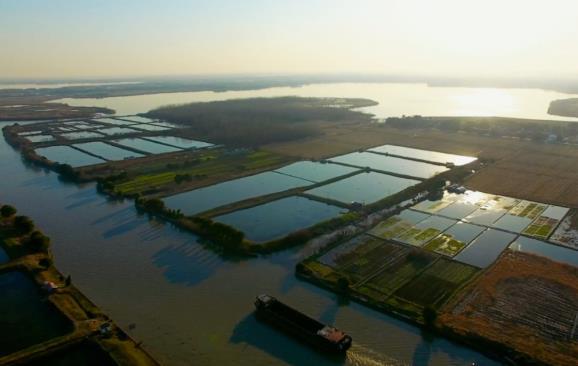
[424,234,466,257]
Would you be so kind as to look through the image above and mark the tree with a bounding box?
[14,215,34,234]
[28,230,51,252]
[337,277,350,293]
[423,306,438,329]
[0,204,17,218]
[143,198,165,213]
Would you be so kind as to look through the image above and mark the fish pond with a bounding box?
[26,134,55,143]
[97,127,140,136]
[164,171,311,215]
[368,145,476,166]
[394,216,458,247]
[93,118,136,126]
[329,151,447,179]
[214,196,343,242]
[35,146,105,167]
[274,161,359,183]
[60,131,105,140]
[112,138,182,154]
[144,136,214,150]
[73,141,145,161]
[509,236,578,267]
[454,229,517,268]
[491,214,533,233]
[305,172,419,205]
[0,271,72,356]
[130,123,171,132]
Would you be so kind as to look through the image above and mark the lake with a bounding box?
[214,196,343,242]
[305,172,419,204]
[0,123,500,366]
[164,171,311,215]
[53,82,578,121]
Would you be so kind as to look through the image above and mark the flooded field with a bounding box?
[164,171,311,215]
[144,136,214,150]
[274,161,359,183]
[368,145,477,166]
[214,196,343,242]
[35,145,105,167]
[93,118,136,126]
[509,236,578,267]
[328,151,448,179]
[424,222,485,257]
[453,229,517,268]
[112,137,182,154]
[305,172,419,204]
[119,115,158,124]
[74,141,145,161]
[395,216,458,247]
[369,210,430,240]
[0,271,72,356]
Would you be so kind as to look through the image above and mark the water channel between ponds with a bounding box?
[0,121,500,366]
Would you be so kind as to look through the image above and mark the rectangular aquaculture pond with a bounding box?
[274,161,359,183]
[96,127,140,136]
[93,118,136,126]
[436,201,479,220]
[213,196,343,242]
[305,171,419,205]
[119,115,157,124]
[144,136,214,150]
[369,209,430,239]
[394,216,458,246]
[35,146,106,167]
[129,123,171,131]
[509,236,578,267]
[26,134,55,143]
[367,144,477,166]
[60,131,105,140]
[0,271,72,356]
[491,214,533,233]
[73,141,145,161]
[112,138,182,154]
[454,229,517,268]
[328,151,448,179]
[423,222,486,257]
[164,171,311,215]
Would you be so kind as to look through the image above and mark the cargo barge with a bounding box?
[254,294,352,353]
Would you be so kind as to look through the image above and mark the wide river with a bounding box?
[1,83,519,365]
[54,82,578,121]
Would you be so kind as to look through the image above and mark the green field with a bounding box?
[392,258,479,308]
[509,201,547,219]
[397,227,442,246]
[112,150,290,196]
[337,240,410,282]
[522,216,559,239]
[362,248,438,296]
[424,233,466,256]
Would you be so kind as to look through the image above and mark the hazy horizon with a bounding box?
[2,0,577,80]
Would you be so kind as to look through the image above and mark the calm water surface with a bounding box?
[35,145,105,167]
[54,82,578,121]
[0,122,501,365]
[74,141,145,161]
[454,229,517,268]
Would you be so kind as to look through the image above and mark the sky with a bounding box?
[1,0,577,79]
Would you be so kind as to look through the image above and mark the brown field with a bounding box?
[439,250,578,366]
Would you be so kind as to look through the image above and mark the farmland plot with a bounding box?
[368,210,430,240]
[394,216,457,246]
[424,222,485,257]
